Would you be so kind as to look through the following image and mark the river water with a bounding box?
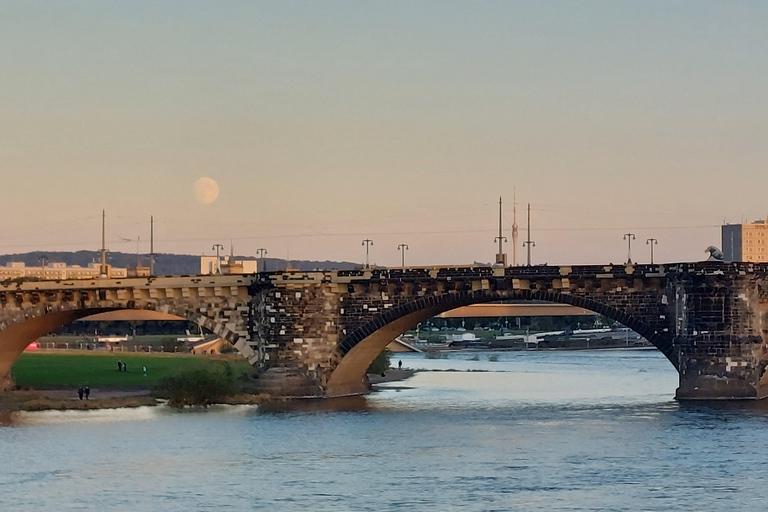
[3,349,768,511]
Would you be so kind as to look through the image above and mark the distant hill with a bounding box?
[0,251,361,276]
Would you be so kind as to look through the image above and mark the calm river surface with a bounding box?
[3,349,768,511]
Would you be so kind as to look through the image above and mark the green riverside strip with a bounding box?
[11,352,252,389]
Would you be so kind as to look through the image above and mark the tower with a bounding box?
[511,189,519,266]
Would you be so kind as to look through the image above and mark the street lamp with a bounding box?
[362,239,374,269]
[398,244,409,269]
[256,248,267,272]
[522,240,535,265]
[212,244,224,274]
[523,203,535,266]
[623,233,636,264]
[646,238,658,264]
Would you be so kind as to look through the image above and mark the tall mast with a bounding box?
[494,197,507,266]
[511,188,519,266]
[149,216,154,276]
[100,210,107,277]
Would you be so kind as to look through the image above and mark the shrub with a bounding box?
[161,337,186,353]
[152,366,237,407]
[367,350,391,375]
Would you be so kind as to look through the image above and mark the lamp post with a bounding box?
[623,233,636,264]
[523,203,535,265]
[398,244,409,269]
[256,248,267,272]
[646,238,658,264]
[212,244,224,274]
[522,240,535,265]
[362,239,374,269]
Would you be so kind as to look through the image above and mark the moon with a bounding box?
[194,177,220,204]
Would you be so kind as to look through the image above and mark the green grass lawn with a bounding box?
[11,352,253,389]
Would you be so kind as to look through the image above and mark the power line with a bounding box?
[0,223,721,251]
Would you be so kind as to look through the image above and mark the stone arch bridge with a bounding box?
[1,263,767,400]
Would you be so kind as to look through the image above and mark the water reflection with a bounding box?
[259,395,371,414]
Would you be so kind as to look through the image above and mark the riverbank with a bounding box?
[0,368,417,413]
[368,368,417,385]
[0,388,271,413]
[0,389,158,413]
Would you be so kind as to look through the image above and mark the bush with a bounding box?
[367,350,391,375]
[161,337,187,353]
[152,366,237,407]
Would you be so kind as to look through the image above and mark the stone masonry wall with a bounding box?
[250,263,768,399]
[251,265,679,395]
[0,276,258,371]
[670,265,768,399]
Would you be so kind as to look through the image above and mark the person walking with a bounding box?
[117,360,123,372]
[398,360,403,370]
[77,387,84,400]
[84,386,90,400]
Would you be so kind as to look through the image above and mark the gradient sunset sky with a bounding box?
[2,1,767,266]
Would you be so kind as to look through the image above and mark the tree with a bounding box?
[367,350,391,375]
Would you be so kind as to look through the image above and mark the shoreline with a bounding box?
[2,348,659,414]
[0,369,419,414]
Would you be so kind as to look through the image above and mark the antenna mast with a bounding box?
[100,210,108,277]
[493,197,507,266]
[149,216,155,276]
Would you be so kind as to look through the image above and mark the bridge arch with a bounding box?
[0,303,245,390]
[326,289,676,396]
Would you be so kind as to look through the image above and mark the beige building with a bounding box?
[200,255,258,275]
[722,219,768,263]
[0,262,128,280]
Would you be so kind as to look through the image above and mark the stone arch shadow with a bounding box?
[326,289,677,396]
[0,304,245,390]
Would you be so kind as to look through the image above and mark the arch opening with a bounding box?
[0,305,245,390]
[326,290,676,396]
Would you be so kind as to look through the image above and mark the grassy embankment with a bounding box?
[11,351,252,389]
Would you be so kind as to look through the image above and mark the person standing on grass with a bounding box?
[117,360,123,372]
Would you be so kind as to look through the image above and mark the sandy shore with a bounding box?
[0,389,159,413]
[368,369,417,385]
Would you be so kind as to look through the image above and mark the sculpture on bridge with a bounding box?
[705,246,725,261]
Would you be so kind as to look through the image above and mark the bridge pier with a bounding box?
[667,265,768,400]
[675,337,768,400]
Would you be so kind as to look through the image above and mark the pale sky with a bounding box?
[1,1,767,267]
